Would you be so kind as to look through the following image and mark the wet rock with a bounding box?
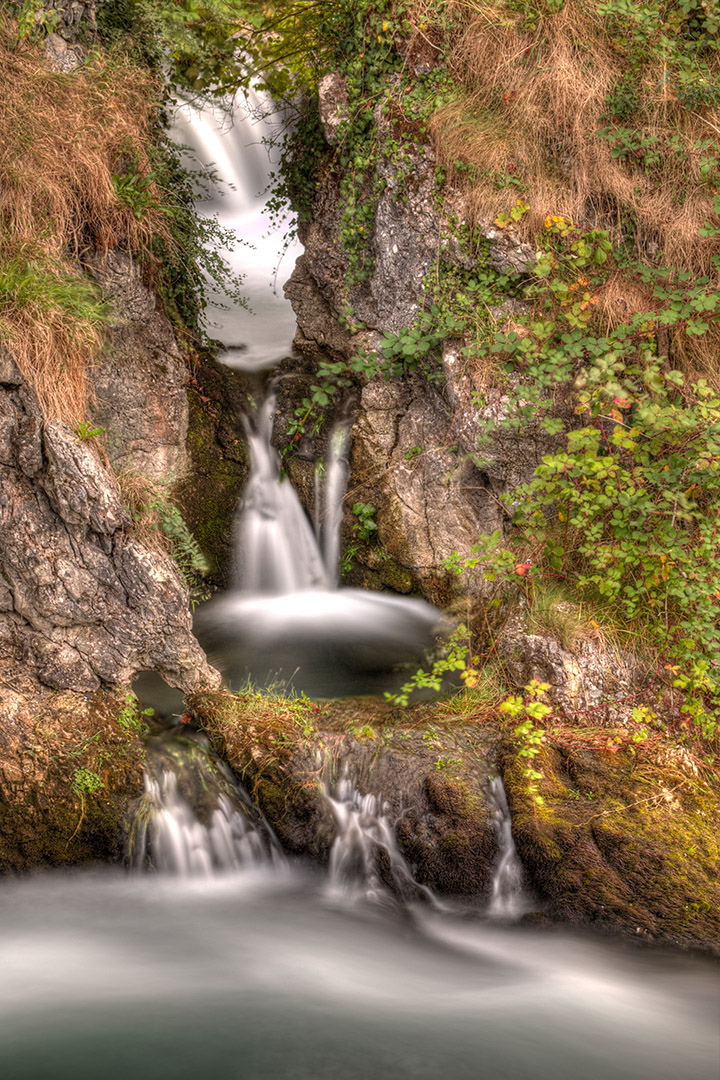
[174,352,250,587]
[501,737,720,953]
[189,692,500,897]
[283,83,540,599]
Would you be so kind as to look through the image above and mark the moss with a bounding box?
[175,352,249,587]
[501,736,720,952]
[0,686,146,872]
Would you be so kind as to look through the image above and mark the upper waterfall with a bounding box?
[171,93,302,370]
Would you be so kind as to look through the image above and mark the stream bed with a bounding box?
[1,868,718,1080]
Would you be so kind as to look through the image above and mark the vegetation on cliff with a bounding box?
[161,0,720,753]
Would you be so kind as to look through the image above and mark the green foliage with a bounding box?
[351,501,377,542]
[499,680,551,806]
[11,0,58,40]
[147,496,210,596]
[384,624,474,707]
[117,694,153,736]
[71,766,104,797]
[0,254,108,326]
[438,201,720,742]
[112,162,159,222]
[75,422,105,441]
[146,137,247,336]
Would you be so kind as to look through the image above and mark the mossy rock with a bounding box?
[188,689,500,895]
[501,736,720,952]
[175,352,250,587]
[0,677,147,871]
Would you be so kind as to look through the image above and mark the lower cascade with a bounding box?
[130,731,281,876]
[487,776,531,920]
[326,776,439,908]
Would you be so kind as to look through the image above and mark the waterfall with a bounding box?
[170,92,302,370]
[487,777,530,919]
[318,420,351,586]
[197,390,444,695]
[234,390,329,593]
[326,775,439,908]
[130,731,282,877]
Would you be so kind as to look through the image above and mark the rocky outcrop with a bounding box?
[190,691,500,898]
[502,736,720,953]
[0,354,218,695]
[283,81,540,599]
[0,667,146,871]
[350,375,501,599]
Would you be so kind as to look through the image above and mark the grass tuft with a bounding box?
[0,14,168,420]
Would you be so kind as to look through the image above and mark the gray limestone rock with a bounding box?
[89,252,189,481]
[0,385,219,695]
[317,73,349,146]
[351,375,502,594]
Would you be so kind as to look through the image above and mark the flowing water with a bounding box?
[171,93,302,370]
[0,869,717,1080]
[326,775,440,908]
[196,384,444,696]
[4,94,719,1080]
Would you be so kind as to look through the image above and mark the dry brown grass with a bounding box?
[409,0,720,274]
[0,16,169,421]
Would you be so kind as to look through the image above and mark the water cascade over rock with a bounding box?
[487,777,530,920]
[171,93,302,371]
[131,730,281,876]
[326,775,440,907]
[197,387,445,694]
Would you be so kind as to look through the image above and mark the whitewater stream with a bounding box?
[2,93,718,1080]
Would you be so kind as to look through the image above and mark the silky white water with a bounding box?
[197,386,444,694]
[0,870,717,1080]
[171,94,302,369]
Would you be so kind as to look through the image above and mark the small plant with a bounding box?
[118,473,210,602]
[75,422,105,441]
[499,680,551,806]
[434,755,463,770]
[117,694,153,736]
[71,767,104,797]
[352,502,377,542]
[385,624,474,707]
[112,164,159,223]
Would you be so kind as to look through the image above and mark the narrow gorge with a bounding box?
[0,2,718,1078]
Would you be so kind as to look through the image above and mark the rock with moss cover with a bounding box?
[189,690,500,898]
[0,663,147,871]
[501,736,720,952]
[174,352,250,588]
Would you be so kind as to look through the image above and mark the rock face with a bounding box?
[283,82,539,599]
[89,252,190,482]
[351,375,502,598]
[190,692,500,898]
[502,737,720,953]
[0,668,146,871]
[0,350,218,697]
